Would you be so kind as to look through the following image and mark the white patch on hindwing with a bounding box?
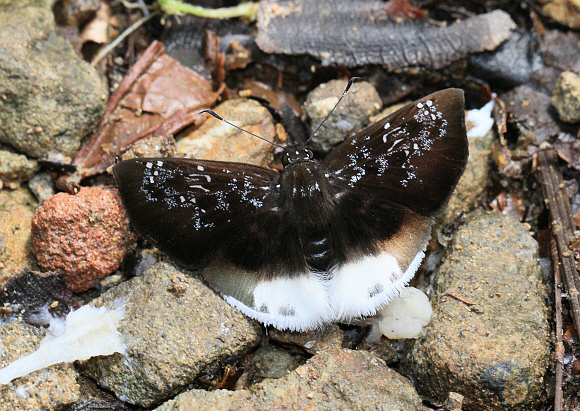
[223,249,425,331]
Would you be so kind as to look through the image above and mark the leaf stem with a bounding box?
[157,0,258,18]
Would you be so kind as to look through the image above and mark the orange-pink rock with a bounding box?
[32,187,135,292]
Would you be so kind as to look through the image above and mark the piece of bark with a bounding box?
[256,1,516,69]
[0,269,76,326]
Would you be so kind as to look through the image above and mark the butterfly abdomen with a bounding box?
[278,159,339,272]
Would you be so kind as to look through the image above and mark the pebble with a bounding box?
[31,187,134,292]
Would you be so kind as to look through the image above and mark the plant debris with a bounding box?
[0,269,76,327]
[73,41,222,177]
[256,1,516,69]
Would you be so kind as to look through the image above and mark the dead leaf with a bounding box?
[74,41,221,177]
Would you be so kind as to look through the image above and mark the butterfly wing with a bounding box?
[114,158,283,269]
[114,89,468,331]
[114,157,333,331]
[321,88,468,320]
[323,88,468,214]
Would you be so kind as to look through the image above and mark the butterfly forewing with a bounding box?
[323,88,468,215]
[114,158,282,268]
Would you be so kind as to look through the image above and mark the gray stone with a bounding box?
[304,79,381,154]
[442,131,492,222]
[79,262,262,407]
[28,172,55,202]
[0,6,106,158]
[120,135,177,161]
[433,130,492,241]
[405,211,550,411]
[155,348,422,411]
[552,71,580,123]
[0,150,38,189]
[0,319,80,411]
[239,345,306,385]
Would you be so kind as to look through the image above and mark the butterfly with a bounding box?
[113,88,468,331]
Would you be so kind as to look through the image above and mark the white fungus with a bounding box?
[466,98,495,138]
[0,303,125,384]
[377,287,433,339]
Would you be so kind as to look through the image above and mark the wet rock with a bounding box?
[0,150,39,189]
[155,348,421,411]
[541,30,580,74]
[0,6,107,158]
[0,319,80,410]
[406,211,550,410]
[304,79,381,154]
[79,262,262,407]
[161,17,253,78]
[269,324,343,354]
[176,98,276,166]
[501,85,560,144]
[534,30,580,93]
[27,172,56,202]
[31,187,134,292]
[552,71,580,123]
[0,188,37,286]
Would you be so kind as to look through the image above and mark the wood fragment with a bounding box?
[537,149,580,336]
[442,291,476,306]
[257,2,516,69]
[551,236,564,411]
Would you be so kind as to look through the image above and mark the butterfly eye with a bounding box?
[282,152,291,166]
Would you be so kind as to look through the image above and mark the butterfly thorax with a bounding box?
[279,147,337,272]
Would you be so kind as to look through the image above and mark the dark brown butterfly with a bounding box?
[114,88,468,331]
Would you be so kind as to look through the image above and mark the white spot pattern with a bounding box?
[328,98,446,186]
[139,160,275,232]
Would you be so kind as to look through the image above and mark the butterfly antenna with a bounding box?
[305,77,361,145]
[200,109,285,149]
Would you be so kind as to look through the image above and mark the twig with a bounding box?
[115,0,155,11]
[74,41,164,171]
[90,10,161,67]
[537,149,580,337]
[551,236,564,411]
[442,292,476,306]
[157,0,259,18]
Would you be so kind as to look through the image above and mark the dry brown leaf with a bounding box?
[74,41,221,177]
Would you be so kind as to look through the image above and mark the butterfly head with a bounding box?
[282,147,314,167]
